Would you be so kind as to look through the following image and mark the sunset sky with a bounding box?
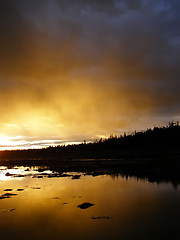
[0,0,180,149]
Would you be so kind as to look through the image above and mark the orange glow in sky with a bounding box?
[0,1,179,149]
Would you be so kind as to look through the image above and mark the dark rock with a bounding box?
[77,202,94,209]
[5,172,13,176]
[37,168,45,172]
[72,175,81,180]
[2,193,17,197]
[92,216,111,220]
[0,196,10,200]
[10,209,16,212]
[13,174,24,178]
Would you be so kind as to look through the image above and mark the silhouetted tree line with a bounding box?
[0,121,179,160]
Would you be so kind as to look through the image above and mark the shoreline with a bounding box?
[0,156,180,188]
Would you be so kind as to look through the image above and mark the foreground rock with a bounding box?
[92,216,111,220]
[77,202,94,209]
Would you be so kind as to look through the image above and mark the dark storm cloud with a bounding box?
[55,0,142,14]
[0,0,180,142]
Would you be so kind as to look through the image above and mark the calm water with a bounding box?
[0,166,180,240]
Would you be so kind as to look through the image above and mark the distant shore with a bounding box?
[0,157,180,189]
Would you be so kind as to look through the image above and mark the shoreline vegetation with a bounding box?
[0,121,180,186]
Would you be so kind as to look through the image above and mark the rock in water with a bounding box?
[77,202,94,209]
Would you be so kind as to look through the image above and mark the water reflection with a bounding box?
[0,166,180,240]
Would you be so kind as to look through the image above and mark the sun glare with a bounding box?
[0,136,24,150]
[0,136,14,146]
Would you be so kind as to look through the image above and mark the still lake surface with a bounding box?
[0,166,180,240]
